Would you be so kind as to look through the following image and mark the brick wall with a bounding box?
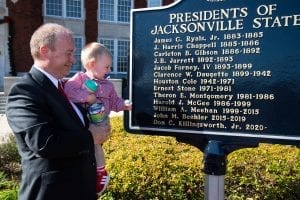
[163,0,175,6]
[7,0,43,73]
[134,0,147,8]
[134,0,175,8]
[85,0,98,44]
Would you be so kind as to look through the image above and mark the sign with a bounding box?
[126,0,300,145]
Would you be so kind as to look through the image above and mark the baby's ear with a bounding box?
[87,58,96,69]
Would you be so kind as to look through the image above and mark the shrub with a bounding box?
[226,144,300,200]
[102,127,205,200]
[100,117,300,200]
[0,135,20,200]
[0,135,21,178]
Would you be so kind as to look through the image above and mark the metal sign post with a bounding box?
[203,140,226,200]
[175,137,258,200]
[205,174,225,200]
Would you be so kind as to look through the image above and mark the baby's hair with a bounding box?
[81,42,112,68]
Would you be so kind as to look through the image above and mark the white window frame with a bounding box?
[99,37,129,74]
[99,38,115,72]
[99,0,132,23]
[116,39,130,73]
[99,0,114,22]
[44,0,84,20]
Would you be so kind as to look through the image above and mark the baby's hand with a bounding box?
[124,99,132,111]
[86,93,97,104]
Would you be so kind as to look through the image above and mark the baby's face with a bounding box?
[92,54,112,80]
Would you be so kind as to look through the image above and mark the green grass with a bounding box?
[0,117,299,200]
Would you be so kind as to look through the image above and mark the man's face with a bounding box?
[47,34,75,79]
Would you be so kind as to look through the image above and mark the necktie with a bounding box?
[58,81,74,111]
[58,81,69,101]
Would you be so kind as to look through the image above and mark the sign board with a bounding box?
[126,0,300,145]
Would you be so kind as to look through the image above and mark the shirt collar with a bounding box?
[33,65,59,88]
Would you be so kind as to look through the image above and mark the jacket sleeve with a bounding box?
[6,81,94,159]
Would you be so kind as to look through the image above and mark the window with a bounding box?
[118,0,131,22]
[99,39,115,71]
[66,0,82,18]
[45,0,83,19]
[99,0,114,21]
[117,40,129,72]
[148,0,162,7]
[99,0,131,23]
[99,38,129,74]
[46,0,62,16]
[71,36,84,72]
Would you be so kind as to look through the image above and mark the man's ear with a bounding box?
[39,46,49,58]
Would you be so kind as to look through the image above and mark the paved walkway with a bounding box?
[0,111,123,144]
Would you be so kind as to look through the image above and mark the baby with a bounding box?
[64,42,132,195]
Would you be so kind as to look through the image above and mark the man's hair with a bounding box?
[30,23,73,59]
[81,42,112,68]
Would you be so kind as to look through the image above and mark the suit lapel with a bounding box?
[75,103,90,128]
[29,67,86,127]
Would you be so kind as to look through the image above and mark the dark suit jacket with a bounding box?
[6,67,98,200]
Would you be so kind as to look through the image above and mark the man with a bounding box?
[6,23,110,200]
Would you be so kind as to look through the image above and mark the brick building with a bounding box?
[0,0,176,90]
